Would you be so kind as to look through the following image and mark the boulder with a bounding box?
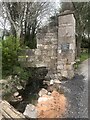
[14,92,19,97]
[17,96,23,101]
[38,88,48,97]
[8,75,12,80]
[47,85,54,92]
[50,79,54,85]
[16,86,23,90]
[37,90,67,118]
[54,79,61,84]
[23,104,37,118]
[48,92,51,96]
[0,79,7,84]
[38,95,53,103]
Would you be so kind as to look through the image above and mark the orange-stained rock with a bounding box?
[36,90,67,118]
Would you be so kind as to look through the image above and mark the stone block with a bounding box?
[58,14,75,25]
[57,69,61,73]
[54,79,61,84]
[57,61,63,64]
[57,73,62,78]
[50,79,54,85]
[58,27,75,39]
[35,49,41,56]
[58,27,66,37]
[27,58,34,63]
[66,64,73,70]
[23,104,37,118]
[36,63,46,67]
[67,70,74,79]
[57,65,64,70]
[61,71,68,78]
[13,92,19,97]
[69,43,75,50]
[64,64,73,70]
[44,57,50,62]
[44,45,49,49]
[58,50,62,53]
[38,88,48,97]
[67,54,75,63]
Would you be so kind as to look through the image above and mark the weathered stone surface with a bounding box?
[35,49,41,55]
[38,95,53,103]
[57,65,64,69]
[13,92,19,97]
[38,88,48,97]
[0,100,26,119]
[50,79,54,85]
[54,79,61,84]
[23,104,37,118]
[17,96,22,100]
[58,13,75,25]
[37,90,67,118]
[48,92,52,96]
[18,12,75,80]
[57,13,75,79]
[61,71,68,78]
[16,85,23,90]
[0,79,7,84]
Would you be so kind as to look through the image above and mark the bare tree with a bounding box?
[1,2,54,48]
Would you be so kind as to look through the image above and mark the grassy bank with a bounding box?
[80,51,89,62]
[74,50,89,69]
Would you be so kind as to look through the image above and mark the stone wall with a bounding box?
[36,25,58,79]
[19,11,76,80]
[57,13,76,79]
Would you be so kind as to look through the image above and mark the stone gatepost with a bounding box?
[19,11,76,80]
[57,11,76,79]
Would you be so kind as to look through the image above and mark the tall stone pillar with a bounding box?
[57,11,76,79]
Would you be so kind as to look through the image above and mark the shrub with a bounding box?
[12,66,31,81]
[1,36,32,99]
[2,36,20,77]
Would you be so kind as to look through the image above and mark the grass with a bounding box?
[74,50,89,69]
[80,51,89,62]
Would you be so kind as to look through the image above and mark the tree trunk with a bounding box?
[11,24,17,38]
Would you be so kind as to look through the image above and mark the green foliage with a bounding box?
[73,61,80,70]
[2,79,17,100]
[13,66,31,81]
[74,50,89,69]
[1,36,33,100]
[81,37,89,48]
[2,36,20,77]
[80,51,89,62]
[2,35,32,81]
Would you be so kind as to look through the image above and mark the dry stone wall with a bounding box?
[36,26,58,79]
[19,12,76,80]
